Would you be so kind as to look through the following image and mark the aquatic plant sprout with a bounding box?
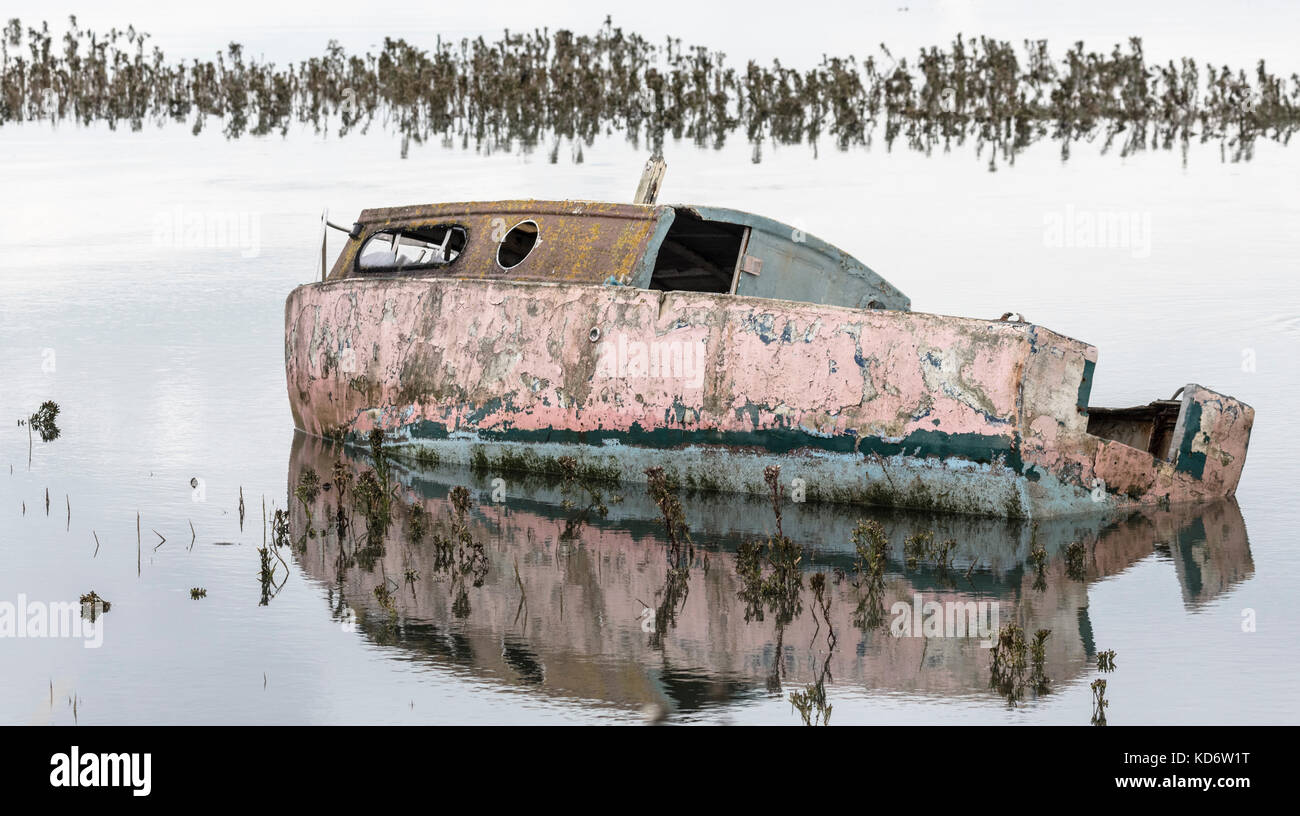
[2,17,1296,164]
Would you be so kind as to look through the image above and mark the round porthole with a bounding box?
[497,219,539,269]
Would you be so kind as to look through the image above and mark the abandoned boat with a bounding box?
[284,180,1253,519]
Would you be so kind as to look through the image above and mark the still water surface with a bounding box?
[1,122,1298,724]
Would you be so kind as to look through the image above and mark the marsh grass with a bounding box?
[4,17,1295,164]
[644,465,695,648]
[293,466,321,550]
[433,486,489,619]
[735,465,804,627]
[19,400,60,468]
[78,590,110,621]
[903,529,957,573]
[790,570,836,726]
[259,508,292,604]
[989,622,1029,703]
[849,519,890,630]
[1030,628,1051,694]
[557,455,620,543]
[1028,524,1048,591]
[310,435,493,620]
[1065,540,1088,581]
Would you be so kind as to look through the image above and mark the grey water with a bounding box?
[2,109,1298,723]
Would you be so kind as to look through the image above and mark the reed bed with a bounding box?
[3,17,1297,163]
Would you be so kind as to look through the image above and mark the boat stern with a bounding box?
[1085,384,1254,507]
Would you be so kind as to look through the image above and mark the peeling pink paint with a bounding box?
[285,276,1253,517]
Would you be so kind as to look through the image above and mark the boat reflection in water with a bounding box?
[287,431,1252,720]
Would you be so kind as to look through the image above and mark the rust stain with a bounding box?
[328,200,669,285]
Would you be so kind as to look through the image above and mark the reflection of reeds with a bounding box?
[260,508,292,605]
[644,466,695,647]
[557,455,619,542]
[3,18,1295,162]
[849,519,889,630]
[434,486,489,619]
[790,571,836,726]
[989,622,1029,703]
[1030,629,1051,694]
[1090,678,1109,725]
[728,466,841,723]
[294,467,321,550]
[735,466,803,628]
[1029,523,1048,591]
[992,623,1055,703]
[1065,540,1088,580]
[902,529,956,572]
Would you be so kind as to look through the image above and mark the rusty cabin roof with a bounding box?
[327,199,910,311]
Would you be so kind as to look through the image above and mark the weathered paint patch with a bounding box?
[1076,358,1096,414]
[285,277,1252,518]
[1174,398,1207,478]
[327,200,673,286]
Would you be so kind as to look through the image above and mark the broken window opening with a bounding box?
[357,224,467,273]
[649,214,746,294]
[1087,399,1183,459]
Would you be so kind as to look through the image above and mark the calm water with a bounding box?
[2,121,1298,724]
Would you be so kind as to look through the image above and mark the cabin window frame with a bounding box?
[496,218,541,270]
[726,227,752,294]
[354,222,469,275]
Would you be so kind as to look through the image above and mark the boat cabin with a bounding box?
[324,200,911,312]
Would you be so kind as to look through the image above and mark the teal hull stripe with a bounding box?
[361,418,1027,473]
